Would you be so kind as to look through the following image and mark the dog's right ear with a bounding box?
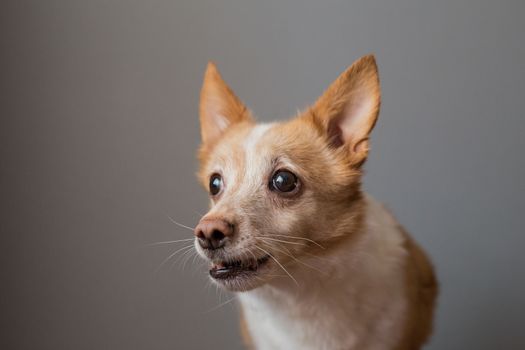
[199,62,252,146]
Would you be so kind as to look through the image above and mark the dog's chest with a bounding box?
[240,284,406,350]
[240,293,359,350]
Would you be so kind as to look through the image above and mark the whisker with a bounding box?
[259,237,307,247]
[146,238,194,246]
[181,248,198,271]
[165,214,195,232]
[260,241,328,276]
[245,247,258,262]
[170,245,196,271]
[204,296,236,314]
[267,234,325,249]
[259,274,288,278]
[302,250,332,263]
[191,250,200,266]
[155,244,194,273]
[255,245,299,286]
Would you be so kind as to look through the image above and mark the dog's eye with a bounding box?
[271,170,298,193]
[209,174,222,196]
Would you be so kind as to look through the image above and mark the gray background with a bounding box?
[1,0,524,349]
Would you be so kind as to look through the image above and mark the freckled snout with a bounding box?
[194,218,234,250]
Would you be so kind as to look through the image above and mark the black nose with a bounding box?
[194,219,233,250]
[198,230,226,250]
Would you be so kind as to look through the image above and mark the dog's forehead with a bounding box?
[203,118,329,183]
[209,123,278,172]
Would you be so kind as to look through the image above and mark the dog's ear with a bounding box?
[199,62,252,145]
[310,55,380,166]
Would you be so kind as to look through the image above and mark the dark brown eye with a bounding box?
[209,174,222,196]
[271,170,298,193]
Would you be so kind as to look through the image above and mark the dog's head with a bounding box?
[194,55,380,291]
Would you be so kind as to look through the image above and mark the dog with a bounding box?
[192,55,437,350]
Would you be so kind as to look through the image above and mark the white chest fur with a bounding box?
[238,196,409,350]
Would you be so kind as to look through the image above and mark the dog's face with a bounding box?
[194,56,380,291]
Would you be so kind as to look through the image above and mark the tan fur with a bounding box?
[239,309,255,350]
[199,62,254,157]
[194,55,437,349]
[309,55,380,165]
[395,229,439,350]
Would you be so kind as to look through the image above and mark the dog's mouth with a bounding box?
[209,255,270,280]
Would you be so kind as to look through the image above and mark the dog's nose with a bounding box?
[194,218,234,250]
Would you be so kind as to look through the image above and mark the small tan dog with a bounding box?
[193,55,437,350]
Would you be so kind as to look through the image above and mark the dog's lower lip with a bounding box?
[209,255,270,280]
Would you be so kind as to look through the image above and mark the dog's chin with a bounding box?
[206,254,272,292]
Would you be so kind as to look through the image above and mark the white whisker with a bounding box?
[165,214,195,232]
[259,237,307,247]
[155,244,194,273]
[147,238,194,246]
[267,234,325,249]
[171,245,196,271]
[191,250,200,266]
[246,247,258,262]
[204,296,236,313]
[255,245,299,286]
[180,248,198,271]
[261,241,328,276]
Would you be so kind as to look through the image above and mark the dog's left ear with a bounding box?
[310,55,380,166]
[199,62,252,146]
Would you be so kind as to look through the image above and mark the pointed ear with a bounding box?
[310,55,380,165]
[199,62,252,145]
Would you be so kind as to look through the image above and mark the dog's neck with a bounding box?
[238,195,410,350]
